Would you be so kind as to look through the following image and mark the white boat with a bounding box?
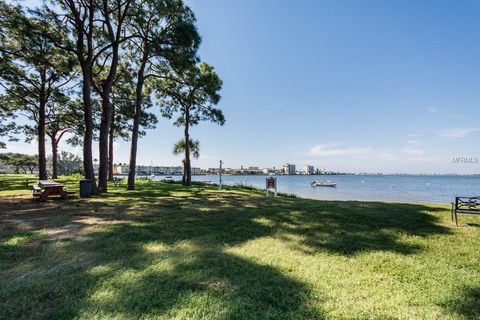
[161,176,174,182]
[311,180,336,187]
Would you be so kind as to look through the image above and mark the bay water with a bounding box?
[180,174,480,204]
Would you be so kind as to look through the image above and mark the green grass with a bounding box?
[0,174,479,319]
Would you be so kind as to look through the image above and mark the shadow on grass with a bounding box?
[71,248,323,319]
[265,200,449,255]
[103,182,450,255]
[0,182,452,319]
[1,223,323,319]
[443,286,480,320]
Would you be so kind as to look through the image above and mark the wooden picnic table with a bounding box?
[35,180,70,201]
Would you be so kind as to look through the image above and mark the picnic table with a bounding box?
[33,180,73,201]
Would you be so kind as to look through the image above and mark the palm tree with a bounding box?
[158,63,224,186]
[172,138,200,185]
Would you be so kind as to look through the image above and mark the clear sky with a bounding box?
[6,0,480,173]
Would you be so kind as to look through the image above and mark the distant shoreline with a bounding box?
[114,173,480,177]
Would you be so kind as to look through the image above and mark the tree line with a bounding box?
[0,0,224,193]
[0,151,83,175]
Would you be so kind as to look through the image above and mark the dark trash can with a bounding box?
[79,179,92,198]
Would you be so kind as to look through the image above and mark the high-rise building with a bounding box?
[304,165,314,175]
[283,163,296,175]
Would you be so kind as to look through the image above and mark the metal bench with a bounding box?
[451,196,480,226]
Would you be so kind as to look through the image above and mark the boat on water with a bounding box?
[311,180,337,187]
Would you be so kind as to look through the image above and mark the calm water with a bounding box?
[176,174,480,204]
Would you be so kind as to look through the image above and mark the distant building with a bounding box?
[304,165,314,175]
[262,168,279,175]
[0,160,14,174]
[136,165,152,175]
[152,166,183,175]
[112,164,201,175]
[204,167,220,174]
[191,167,202,175]
[113,164,129,174]
[283,163,296,175]
[243,166,263,174]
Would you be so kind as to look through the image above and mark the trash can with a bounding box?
[79,179,92,198]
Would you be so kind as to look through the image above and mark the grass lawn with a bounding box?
[0,175,479,319]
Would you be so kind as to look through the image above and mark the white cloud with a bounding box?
[439,128,479,138]
[406,133,421,137]
[426,107,438,113]
[402,139,425,156]
[307,144,372,157]
[402,147,424,156]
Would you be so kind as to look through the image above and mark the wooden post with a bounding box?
[219,160,223,189]
[274,178,277,197]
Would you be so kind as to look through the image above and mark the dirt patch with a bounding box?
[0,197,68,233]
[41,224,85,241]
[0,196,129,236]
[15,252,95,283]
[72,216,125,226]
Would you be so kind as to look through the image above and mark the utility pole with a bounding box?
[219,160,223,189]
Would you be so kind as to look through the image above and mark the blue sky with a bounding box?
[6,0,480,173]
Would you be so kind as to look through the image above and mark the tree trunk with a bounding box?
[108,105,115,181]
[98,45,120,192]
[181,158,186,185]
[98,91,110,191]
[94,0,130,192]
[127,51,148,190]
[38,72,48,180]
[51,136,59,179]
[81,69,97,194]
[183,111,191,186]
[65,0,98,195]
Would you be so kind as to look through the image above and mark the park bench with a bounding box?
[451,196,480,226]
[32,184,42,197]
[113,177,123,186]
[32,180,75,201]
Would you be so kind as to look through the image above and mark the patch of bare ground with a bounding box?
[14,251,95,283]
[1,196,123,284]
[0,196,129,238]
